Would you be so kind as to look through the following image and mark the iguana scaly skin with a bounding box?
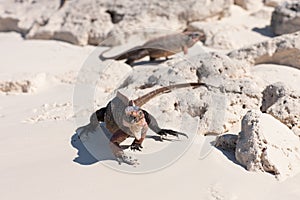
[99,32,206,66]
[88,82,209,165]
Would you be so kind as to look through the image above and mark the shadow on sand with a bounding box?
[252,26,275,37]
[70,122,174,166]
[131,59,168,66]
[70,123,116,165]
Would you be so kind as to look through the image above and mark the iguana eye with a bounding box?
[138,110,143,116]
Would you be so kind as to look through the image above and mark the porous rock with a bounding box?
[26,0,113,46]
[215,133,238,151]
[236,110,300,179]
[264,0,286,7]
[0,0,59,35]
[187,21,245,50]
[271,1,300,35]
[234,0,263,11]
[0,0,233,46]
[118,52,261,135]
[260,82,300,137]
[267,95,300,137]
[261,82,288,112]
[228,31,300,69]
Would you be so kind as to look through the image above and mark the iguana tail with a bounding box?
[99,46,144,61]
[133,82,209,107]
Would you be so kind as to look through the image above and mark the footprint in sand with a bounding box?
[23,102,73,123]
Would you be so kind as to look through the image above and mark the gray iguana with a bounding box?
[99,32,206,66]
[82,82,210,165]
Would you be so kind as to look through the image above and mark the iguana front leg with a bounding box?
[110,129,139,166]
[182,46,188,55]
[142,110,188,139]
[130,124,148,151]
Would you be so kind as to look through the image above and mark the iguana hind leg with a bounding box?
[110,129,139,165]
[149,56,156,61]
[125,49,149,66]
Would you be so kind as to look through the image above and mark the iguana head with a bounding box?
[184,31,206,46]
[123,104,147,140]
[124,105,144,124]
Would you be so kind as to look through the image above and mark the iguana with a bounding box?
[99,31,206,66]
[83,82,210,165]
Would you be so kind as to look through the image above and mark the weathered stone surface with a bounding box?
[267,95,300,136]
[0,0,233,46]
[271,1,300,35]
[26,0,113,46]
[228,31,300,69]
[114,52,262,135]
[264,0,286,7]
[0,80,31,93]
[0,0,59,35]
[260,82,300,136]
[215,133,238,151]
[236,110,300,179]
[261,82,288,112]
[187,21,245,50]
[234,0,263,11]
[187,6,273,50]
[191,52,248,80]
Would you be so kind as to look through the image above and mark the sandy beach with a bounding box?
[1,1,300,200]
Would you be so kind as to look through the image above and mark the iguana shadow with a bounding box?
[131,59,168,66]
[70,122,175,165]
[71,123,116,165]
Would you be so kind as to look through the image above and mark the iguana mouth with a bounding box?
[124,106,143,123]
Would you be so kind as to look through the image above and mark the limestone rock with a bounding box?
[189,52,248,81]
[228,31,300,69]
[234,0,263,11]
[187,6,273,50]
[0,0,233,46]
[215,133,238,151]
[0,0,59,35]
[271,1,300,35]
[260,82,300,137]
[187,21,245,50]
[116,52,262,135]
[169,53,261,135]
[236,110,300,179]
[261,82,288,112]
[267,95,300,137]
[264,0,286,7]
[0,80,32,93]
[26,0,113,46]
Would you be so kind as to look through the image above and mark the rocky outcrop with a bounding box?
[264,0,286,7]
[0,80,32,93]
[167,53,261,135]
[267,95,300,137]
[187,21,247,50]
[215,133,238,151]
[234,0,263,11]
[114,52,262,135]
[0,0,60,35]
[271,1,300,35]
[236,110,300,180]
[260,82,288,112]
[186,6,274,50]
[0,0,233,46]
[228,31,300,69]
[261,82,300,137]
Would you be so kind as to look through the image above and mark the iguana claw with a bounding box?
[158,129,188,139]
[116,154,139,166]
[130,143,143,151]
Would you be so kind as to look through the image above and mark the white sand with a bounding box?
[1,30,300,200]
